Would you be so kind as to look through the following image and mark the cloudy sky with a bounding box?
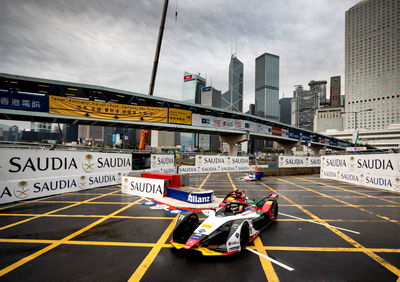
[0,0,360,115]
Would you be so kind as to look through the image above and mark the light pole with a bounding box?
[344,109,373,144]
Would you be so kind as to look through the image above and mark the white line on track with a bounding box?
[246,247,295,271]
[279,212,361,234]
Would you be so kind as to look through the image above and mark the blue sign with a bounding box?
[0,90,48,112]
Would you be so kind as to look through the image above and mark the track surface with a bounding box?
[0,173,399,281]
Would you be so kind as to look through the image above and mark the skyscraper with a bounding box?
[255,53,279,120]
[181,72,206,147]
[221,55,243,112]
[279,98,292,125]
[330,76,341,107]
[291,81,327,131]
[199,86,221,151]
[345,0,400,130]
[182,72,206,104]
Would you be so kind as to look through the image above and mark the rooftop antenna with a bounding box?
[235,38,237,56]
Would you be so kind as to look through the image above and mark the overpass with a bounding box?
[0,73,354,153]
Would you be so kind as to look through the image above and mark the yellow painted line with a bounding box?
[253,237,280,281]
[227,173,237,191]
[0,238,58,244]
[128,216,178,281]
[260,179,400,278]
[0,190,121,231]
[274,177,399,225]
[228,173,279,280]
[297,176,400,205]
[198,173,211,189]
[0,198,143,277]
[0,213,174,220]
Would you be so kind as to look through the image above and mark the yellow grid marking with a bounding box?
[296,176,400,205]
[1,238,399,254]
[0,190,121,231]
[274,177,399,225]
[227,173,237,191]
[0,198,143,277]
[254,237,280,282]
[0,213,174,220]
[259,179,400,278]
[128,216,178,281]
[198,173,211,189]
[228,172,279,281]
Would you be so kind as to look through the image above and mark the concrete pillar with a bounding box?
[219,134,248,156]
[310,144,326,156]
[275,141,300,155]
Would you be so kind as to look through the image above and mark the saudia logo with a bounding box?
[82,154,95,173]
[340,173,358,182]
[129,180,163,195]
[82,154,131,173]
[89,175,116,185]
[33,179,78,193]
[232,158,248,164]
[286,158,304,165]
[157,157,174,165]
[325,158,347,168]
[357,158,394,170]
[14,181,29,199]
[79,176,87,189]
[9,157,78,173]
[204,157,224,164]
[365,176,392,187]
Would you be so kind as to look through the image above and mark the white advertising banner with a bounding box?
[0,171,130,205]
[121,176,164,198]
[0,148,132,181]
[150,154,175,174]
[195,155,250,173]
[320,154,400,192]
[278,156,321,168]
[178,165,200,174]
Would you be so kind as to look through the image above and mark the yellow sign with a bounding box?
[169,108,192,125]
[49,96,168,122]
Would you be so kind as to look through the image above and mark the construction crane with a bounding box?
[139,0,170,150]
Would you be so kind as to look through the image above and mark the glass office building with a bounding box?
[221,55,243,112]
[181,72,206,148]
[255,53,279,120]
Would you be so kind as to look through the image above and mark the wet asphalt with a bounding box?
[0,173,399,281]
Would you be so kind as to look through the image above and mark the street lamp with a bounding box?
[343,108,373,144]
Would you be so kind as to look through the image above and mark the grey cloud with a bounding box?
[0,0,360,111]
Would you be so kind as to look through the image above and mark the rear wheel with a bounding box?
[239,223,250,251]
[272,202,279,220]
[172,213,199,243]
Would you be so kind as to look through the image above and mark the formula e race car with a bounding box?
[170,190,278,256]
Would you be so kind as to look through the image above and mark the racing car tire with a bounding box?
[239,223,250,251]
[272,202,279,220]
[172,212,199,243]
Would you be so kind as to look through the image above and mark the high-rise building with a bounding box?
[345,0,400,130]
[198,86,221,152]
[181,72,206,147]
[182,72,206,104]
[221,55,243,112]
[330,76,341,107]
[255,53,279,120]
[291,81,327,131]
[279,98,292,125]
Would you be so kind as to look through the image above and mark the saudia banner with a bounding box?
[0,171,130,205]
[150,154,175,174]
[0,148,132,181]
[121,176,164,198]
[194,155,250,173]
[320,154,400,192]
[278,156,321,168]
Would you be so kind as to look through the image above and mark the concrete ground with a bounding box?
[0,173,399,281]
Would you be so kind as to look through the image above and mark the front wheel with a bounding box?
[239,223,250,251]
[172,212,199,243]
